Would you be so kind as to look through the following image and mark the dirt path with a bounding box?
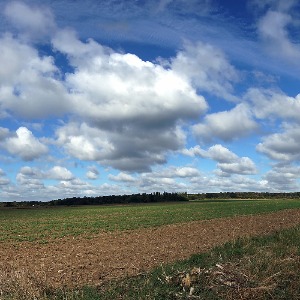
[1,209,300,288]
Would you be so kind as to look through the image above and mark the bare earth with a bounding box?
[1,209,300,289]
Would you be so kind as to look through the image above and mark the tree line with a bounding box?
[2,192,188,208]
[2,191,300,208]
[187,192,300,200]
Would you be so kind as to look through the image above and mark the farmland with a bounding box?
[1,198,300,299]
[1,199,300,243]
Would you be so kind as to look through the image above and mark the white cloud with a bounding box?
[18,165,74,181]
[0,168,9,186]
[52,33,207,127]
[245,88,300,121]
[171,41,239,101]
[4,1,56,40]
[139,175,187,193]
[172,167,201,178]
[182,144,257,176]
[208,145,257,175]
[47,166,74,180]
[2,127,48,161]
[86,166,99,180]
[257,123,300,161]
[55,120,186,172]
[263,164,300,191]
[0,34,69,119]
[50,31,212,172]
[206,144,239,163]
[109,172,136,182]
[181,145,207,157]
[155,166,201,178]
[0,177,10,186]
[217,157,258,176]
[193,104,258,142]
[55,122,114,160]
[257,5,300,63]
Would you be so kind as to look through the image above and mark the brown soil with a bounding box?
[1,209,300,289]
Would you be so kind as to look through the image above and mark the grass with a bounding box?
[0,198,300,242]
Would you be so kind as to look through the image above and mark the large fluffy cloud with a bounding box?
[257,123,300,161]
[2,127,48,161]
[183,144,257,176]
[193,104,258,142]
[52,30,207,128]
[109,172,136,182]
[245,88,300,121]
[49,33,211,171]
[55,122,186,172]
[0,34,69,119]
[263,164,300,191]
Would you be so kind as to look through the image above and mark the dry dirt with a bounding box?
[1,208,300,289]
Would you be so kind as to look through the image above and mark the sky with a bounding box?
[0,0,300,201]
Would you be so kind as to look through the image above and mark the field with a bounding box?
[1,199,300,299]
[1,199,300,243]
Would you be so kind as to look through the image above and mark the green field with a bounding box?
[1,198,300,243]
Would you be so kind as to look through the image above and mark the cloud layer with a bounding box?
[0,0,299,201]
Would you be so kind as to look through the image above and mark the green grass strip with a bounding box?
[1,199,300,242]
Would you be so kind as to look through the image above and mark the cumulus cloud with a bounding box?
[171,41,239,101]
[181,145,207,157]
[206,144,239,163]
[0,34,69,119]
[109,172,136,182]
[2,127,48,161]
[49,31,212,172]
[55,121,186,172]
[208,145,257,175]
[52,32,207,128]
[257,123,300,161]
[18,165,74,181]
[245,88,300,121]
[216,157,258,176]
[263,164,300,191]
[171,167,201,178]
[193,104,258,142]
[86,166,99,180]
[154,166,201,178]
[182,144,257,176]
[190,173,268,193]
[139,175,187,193]
[47,166,74,180]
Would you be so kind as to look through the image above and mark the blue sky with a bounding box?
[0,0,300,201]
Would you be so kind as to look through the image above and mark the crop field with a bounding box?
[1,199,300,243]
[1,198,300,299]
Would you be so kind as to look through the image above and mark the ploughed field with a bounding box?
[1,199,300,289]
